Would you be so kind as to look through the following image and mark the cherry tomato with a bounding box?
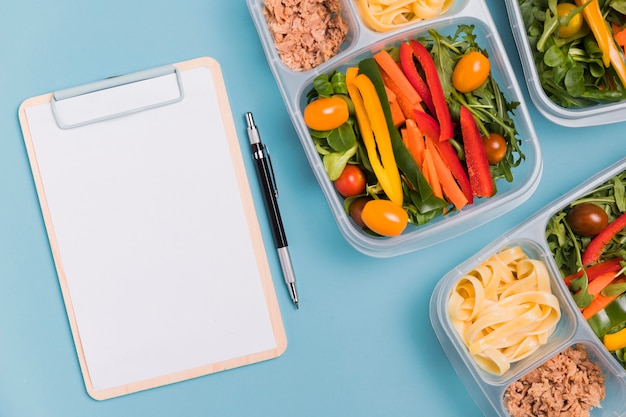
[334,164,366,197]
[566,203,609,236]
[361,199,408,237]
[452,51,491,93]
[303,96,349,131]
[482,132,507,164]
[557,3,583,38]
[349,196,370,228]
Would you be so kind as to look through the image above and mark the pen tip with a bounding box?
[295,300,299,309]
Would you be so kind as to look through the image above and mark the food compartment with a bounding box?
[432,239,578,385]
[291,17,541,257]
[429,238,626,416]
[501,341,626,417]
[246,0,360,74]
[353,0,470,34]
[504,0,626,126]
[544,159,626,376]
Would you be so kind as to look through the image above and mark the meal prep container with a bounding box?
[247,0,542,257]
[431,157,626,417]
[504,0,626,127]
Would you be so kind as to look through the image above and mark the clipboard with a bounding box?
[18,57,287,400]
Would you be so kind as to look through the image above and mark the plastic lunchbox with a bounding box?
[247,0,542,257]
[504,0,626,127]
[431,157,626,417]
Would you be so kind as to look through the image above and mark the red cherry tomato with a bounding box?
[361,199,408,237]
[334,164,366,197]
[566,203,609,236]
[482,132,507,164]
[303,96,350,131]
[452,51,491,93]
[349,196,370,228]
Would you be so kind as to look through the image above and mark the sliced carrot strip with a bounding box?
[423,148,443,200]
[374,49,423,105]
[404,118,425,167]
[379,64,424,119]
[425,136,468,210]
[385,86,405,127]
[612,23,626,47]
[587,272,619,297]
[582,276,626,319]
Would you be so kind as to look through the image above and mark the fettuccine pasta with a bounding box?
[356,0,453,32]
[448,246,561,376]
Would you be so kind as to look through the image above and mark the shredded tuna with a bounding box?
[263,0,348,71]
[503,346,606,417]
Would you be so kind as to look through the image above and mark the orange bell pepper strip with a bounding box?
[574,0,626,87]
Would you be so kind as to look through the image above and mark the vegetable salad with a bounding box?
[546,170,626,369]
[303,25,525,237]
[519,0,626,107]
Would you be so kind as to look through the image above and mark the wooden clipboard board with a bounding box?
[18,57,287,400]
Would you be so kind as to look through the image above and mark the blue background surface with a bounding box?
[0,1,623,416]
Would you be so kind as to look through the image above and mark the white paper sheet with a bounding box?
[24,65,278,393]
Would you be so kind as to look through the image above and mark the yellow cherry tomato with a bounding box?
[452,51,491,93]
[361,199,408,237]
[557,3,583,38]
[303,96,350,131]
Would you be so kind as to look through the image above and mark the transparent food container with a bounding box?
[247,0,542,257]
[504,0,626,127]
[431,157,626,417]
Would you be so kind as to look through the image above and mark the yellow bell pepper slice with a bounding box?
[346,68,403,206]
[603,327,626,351]
[574,0,626,86]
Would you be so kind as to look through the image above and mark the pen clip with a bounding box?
[264,144,279,199]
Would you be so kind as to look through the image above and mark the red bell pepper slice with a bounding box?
[582,212,626,265]
[399,42,435,115]
[460,105,493,198]
[408,40,454,142]
[564,257,623,285]
[412,109,440,141]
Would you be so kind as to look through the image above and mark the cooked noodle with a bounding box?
[356,0,453,32]
[448,246,560,375]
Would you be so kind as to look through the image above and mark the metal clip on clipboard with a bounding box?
[50,65,185,130]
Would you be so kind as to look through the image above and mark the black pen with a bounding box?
[245,112,299,309]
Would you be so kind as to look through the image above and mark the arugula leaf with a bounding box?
[570,275,593,308]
